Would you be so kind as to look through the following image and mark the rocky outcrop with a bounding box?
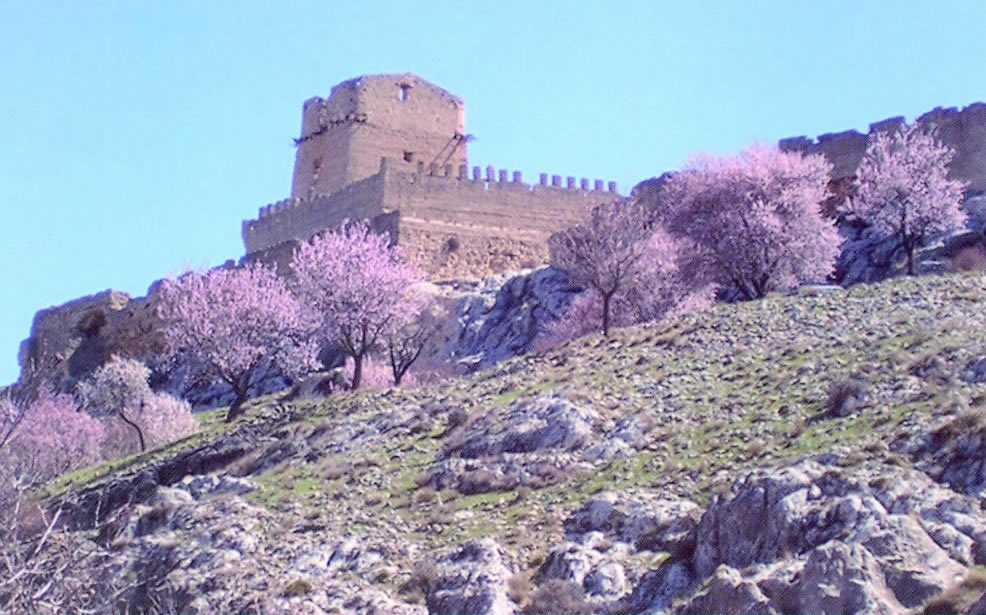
[427,539,517,615]
[669,461,977,613]
[437,267,578,374]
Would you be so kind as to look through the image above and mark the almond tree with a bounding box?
[0,389,105,483]
[541,227,713,347]
[846,124,967,275]
[78,356,198,454]
[292,222,423,389]
[661,144,842,299]
[549,199,656,336]
[384,286,447,385]
[158,263,319,422]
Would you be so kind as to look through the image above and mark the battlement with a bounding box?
[409,159,619,193]
[780,102,986,191]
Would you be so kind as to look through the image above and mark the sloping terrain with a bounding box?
[14,272,986,614]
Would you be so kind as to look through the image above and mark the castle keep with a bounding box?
[241,73,621,278]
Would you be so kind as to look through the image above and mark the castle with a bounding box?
[240,73,622,279]
[15,73,986,390]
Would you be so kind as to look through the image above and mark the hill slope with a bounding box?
[14,273,986,614]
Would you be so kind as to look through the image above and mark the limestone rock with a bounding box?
[454,395,597,458]
[538,541,628,601]
[440,267,578,374]
[687,461,970,612]
[675,566,776,615]
[565,491,702,553]
[426,538,517,615]
[793,542,903,615]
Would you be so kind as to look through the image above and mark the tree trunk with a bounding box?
[224,388,249,423]
[906,242,916,276]
[118,408,146,452]
[351,354,363,390]
[601,293,612,337]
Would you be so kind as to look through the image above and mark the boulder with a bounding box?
[687,461,971,612]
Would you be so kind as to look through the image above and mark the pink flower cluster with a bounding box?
[1,390,105,483]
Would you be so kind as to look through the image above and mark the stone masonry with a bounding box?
[242,73,622,280]
[780,102,986,193]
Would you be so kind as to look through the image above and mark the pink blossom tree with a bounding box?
[541,227,714,348]
[845,124,967,275]
[549,199,657,336]
[0,389,105,484]
[78,356,198,455]
[661,144,842,300]
[292,222,423,389]
[158,263,319,422]
[384,285,447,386]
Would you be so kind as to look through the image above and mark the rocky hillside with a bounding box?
[13,272,986,614]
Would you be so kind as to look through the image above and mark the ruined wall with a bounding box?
[291,73,466,199]
[780,102,986,193]
[18,289,163,390]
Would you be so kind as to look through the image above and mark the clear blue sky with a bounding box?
[2,1,984,385]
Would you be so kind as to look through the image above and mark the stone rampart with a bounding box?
[243,156,621,276]
[388,159,618,231]
[780,102,986,192]
[243,171,386,253]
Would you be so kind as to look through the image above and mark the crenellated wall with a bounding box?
[243,171,387,254]
[243,156,621,276]
[780,102,986,192]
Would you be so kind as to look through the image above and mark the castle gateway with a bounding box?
[241,73,621,279]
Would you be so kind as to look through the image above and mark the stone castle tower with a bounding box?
[243,73,622,279]
[291,74,468,199]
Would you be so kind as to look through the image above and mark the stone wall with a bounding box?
[245,157,621,278]
[291,74,466,199]
[780,102,986,192]
[243,171,387,254]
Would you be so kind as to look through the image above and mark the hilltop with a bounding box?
[10,271,986,614]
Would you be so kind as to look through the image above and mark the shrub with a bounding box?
[400,560,439,605]
[522,579,593,615]
[507,573,532,606]
[824,377,869,418]
[282,579,313,598]
[922,567,986,614]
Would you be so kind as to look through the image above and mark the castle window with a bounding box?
[398,83,411,101]
[403,151,414,162]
